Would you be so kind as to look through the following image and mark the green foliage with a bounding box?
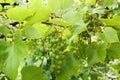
[56,53,79,80]
[21,65,48,80]
[7,7,33,22]
[86,43,107,67]
[0,0,120,80]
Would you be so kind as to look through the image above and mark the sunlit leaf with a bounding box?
[0,25,10,36]
[32,23,50,37]
[0,5,2,11]
[7,7,33,22]
[100,16,120,29]
[86,0,96,5]
[26,6,51,25]
[4,30,27,80]
[103,27,119,43]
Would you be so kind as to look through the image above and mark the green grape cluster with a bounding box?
[40,28,68,74]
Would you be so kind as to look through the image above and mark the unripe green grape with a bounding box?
[56,70,60,74]
[55,55,60,59]
[73,50,77,54]
[61,55,65,59]
[51,53,56,58]
[57,60,62,65]
[57,66,61,69]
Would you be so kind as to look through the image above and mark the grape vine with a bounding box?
[0,0,120,80]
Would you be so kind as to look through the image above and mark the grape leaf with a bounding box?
[0,4,2,11]
[86,0,96,5]
[63,10,83,25]
[103,0,117,9]
[62,28,72,40]
[28,0,43,10]
[85,42,107,67]
[103,27,119,43]
[60,0,74,9]
[48,0,74,12]
[21,65,48,80]
[69,20,87,42]
[26,6,51,25]
[0,40,9,72]
[7,7,33,22]
[107,42,120,59]
[23,26,41,39]
[5,0,14,4]
[56,53,79,80]
[100,16,120,29]
[32,23,50,37]
[0,25,10,36]
[4,30,27,80]
[0,0,4,3]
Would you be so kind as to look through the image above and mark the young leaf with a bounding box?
[0,25,10,36]
[86,0,96,5]
[26,6,51,25]
[0,4,2,11]
[32,23,49,37]
[28,0,43,10]
[48,0,74,12]
[7,7,33,22]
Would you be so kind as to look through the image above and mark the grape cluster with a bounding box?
[41,28,68,74]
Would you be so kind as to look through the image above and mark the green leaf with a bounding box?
[90,71,98,80]
[21,65,48,80]
[103,27,119,43]
[62,28,72,40]
[0,40,9,72]
[69,20,87,42]
[28,0,43,10]
[86,0,96,5]
[0,0,4,3]
[5,0,14,4]
[85,43,107,67]
[0,4,2,11]
[7,7,33,22]
[0,25,10,36]
[48,0,74,12]
[32,23,50,37]
[107,43,120,59]
[50,19,75,27]
[23,26,41,39]
[60,0,74,9]
[4,30,27,80]
[56,53,79,80]
[26,6,51,25]
[63,10,83,25]
[48,0,60,12]
[100,16,120,29]
[103,0,117,9]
